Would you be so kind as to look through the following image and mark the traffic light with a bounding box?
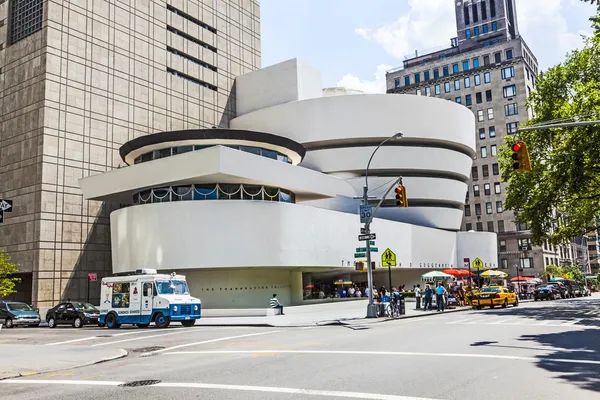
[511,140,532,172]
[394,185,408,207]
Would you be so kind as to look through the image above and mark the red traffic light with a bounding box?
[394,187,402,194]
[511,143,521,152]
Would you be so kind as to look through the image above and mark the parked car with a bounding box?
[46,302,100,328]
[581,285,592,297]
[472,286,519,309]
[534,285,561,301]
[546,282,569,299]
[0,301,41,328]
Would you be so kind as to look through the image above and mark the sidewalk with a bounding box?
[196,299,472,328]
[0,344,127,380]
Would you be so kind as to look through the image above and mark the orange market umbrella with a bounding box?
[443,269,474,277]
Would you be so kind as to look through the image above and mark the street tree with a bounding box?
[542,265,563,280]
[561,265,585,281]
[500,7,600,246]
[0,250,20,297]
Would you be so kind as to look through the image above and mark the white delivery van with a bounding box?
[99,269,201,329]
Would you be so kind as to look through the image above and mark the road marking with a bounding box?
[0,379,441,399]
[140,330,281,356]
[446,318,475,324]
[91,329,193,347]
[534,320,553,326]
[489,318,513,325]
[562,319,582,326]
[46,328,188,346]
[162,350,600,365]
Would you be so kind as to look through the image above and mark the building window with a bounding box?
[455,97,462,104]
[443,66,449,76]
[502,66,515,79]
[494,52,502,63]
[496,201,503,213]
[416,89,422,96]
[472,166,479,179]
[488,221,495,232]
[434,68,440,79]
[484,183,491,196]
[492,163,499,175]
[394,79,401,88]
[484,72,491,83]
[489,126,496,137]
[466,223,473,231]
[404,76,410,86]
[453,63,459,73]
[465,77,471,88]
[507,122,519,134]
[477,110,484,121]
[481,146,488,158]
[475,203,482,215]
[425,87,431,96]
[465,205,471,216]
[498,220,505,233]
[490,0,497,17]
[483,55,490,65]
[503,85,517,98]
[479,128,486,140]
[167,68,218,91]
[136,184,296,204]
[520,258,534,269]
[454,80,461,90]
[445,82,451,93]
[415,73,421,84]
[485,90,493,102]
[483,24,489,33]
[476,92,483,104]
[464,5,471,25]
[505,103,519,116]
[483,165,489,177]
[477,222,484,231]
[466,94,473,106]
[474,26,480,36]
[424,71,430,81]
[494,182,501,194]
[466,29,472,39]
[474,185,480,197]
[517,221,530,231]
[491,21,497,31]
[167,5,217,33]
[499,240,507,252]
[463,61,469,71]
[435,84,441,95]
[472,3,479,22]
[506,49,513,60]
[475,74,481,86]
[500,259,508,269]
[8,0,44,44]
[491,144,497,156]
[487,108,494,120]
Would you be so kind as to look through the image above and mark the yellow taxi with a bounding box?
[472,286,518,309]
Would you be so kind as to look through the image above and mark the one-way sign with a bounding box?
[0,199,12,212]
[358,233,376,241]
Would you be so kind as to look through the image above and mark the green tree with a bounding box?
[500,7,600,245]
[542,265,563,280]
[561,265,585,282]
[0,250,20,297]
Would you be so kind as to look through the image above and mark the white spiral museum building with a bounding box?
[80,59,497,309]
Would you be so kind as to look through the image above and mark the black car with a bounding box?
[546,282,569,299]
[46,302,100,328]
[0,301,41,328]
[534,285,561,301]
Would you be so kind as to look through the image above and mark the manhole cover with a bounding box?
[129,346,164,353]
[119,380,161,387]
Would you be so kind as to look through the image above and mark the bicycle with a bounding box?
[385,298,403,318]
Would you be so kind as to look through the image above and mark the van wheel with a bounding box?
[48,317,56,328]
[106,313,120,329]
[154,313,170,329]
[181,320,195,328]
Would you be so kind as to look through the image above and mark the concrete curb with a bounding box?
[0,349,129,381]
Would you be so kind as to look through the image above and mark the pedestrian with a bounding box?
[355,288,362,297]
[436,283,447,312]
[341,288,347,298]
[365,286,370,298]
[423,284,433,311]
[415,284,422,309]
[348,286,355,297]
[269,293,284,315]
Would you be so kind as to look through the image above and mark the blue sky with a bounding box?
[260,0,597,92]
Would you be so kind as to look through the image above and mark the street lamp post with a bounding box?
[363,132,404,318]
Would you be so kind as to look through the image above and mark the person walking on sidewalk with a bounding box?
[269,294,285,315]
[423,284,433,311]
[414,284,422,309]
[436,283,447,312]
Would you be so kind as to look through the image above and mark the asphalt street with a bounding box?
[1,296,599,400]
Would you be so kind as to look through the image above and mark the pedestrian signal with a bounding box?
[394,185,408,207]
[511,141,532,172]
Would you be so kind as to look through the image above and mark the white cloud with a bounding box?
[337,64,392,94]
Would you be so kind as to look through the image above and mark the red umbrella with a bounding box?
[510,276,534,282]
[443,269,475,277]
[304,284,315,289]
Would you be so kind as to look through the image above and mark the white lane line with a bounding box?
[91,329,193,347]
[0,380,440,400]
[161,350,600,365]
[462,318,485,325]
[534,320,553,326]
[46,329,185,346]
[561,319,582,326]
[446,318,475,325]
[489,318,513,325]
[140,330,281,356]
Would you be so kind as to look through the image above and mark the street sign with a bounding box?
[463,257,470,268]
[370,241,375,246]
[359,205,373,224]
[472,258,484,269]
[382,248,397,267]
[358,233,376,241]
[356,247,367,252]
[371,247,379,252]
[88,273,97,282]
[360,227,367,234]
[354,253,366,258]
[0,199,12,212]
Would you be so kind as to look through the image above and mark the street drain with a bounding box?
[130,346,165,353]
[119,380,161,387]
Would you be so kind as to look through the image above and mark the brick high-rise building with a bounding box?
[0,0,261,309]
[386,0,570,278]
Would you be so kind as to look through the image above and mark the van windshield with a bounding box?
[155,280,189,295]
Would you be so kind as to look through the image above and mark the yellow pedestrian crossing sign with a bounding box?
[382,248,396,267]
[472,257,484,269]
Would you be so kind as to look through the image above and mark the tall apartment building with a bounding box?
[386,0,562,278]
[587,230,599,275]
[0,0,261,308]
